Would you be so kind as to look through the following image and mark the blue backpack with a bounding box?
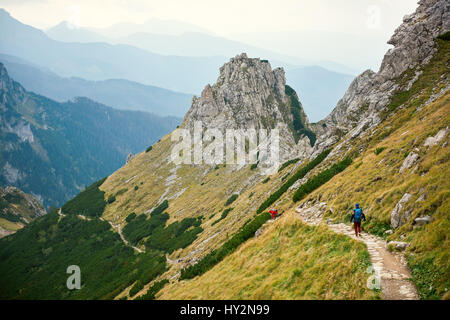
[354,208,362,223]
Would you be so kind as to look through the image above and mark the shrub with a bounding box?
[437,31,450,41]
[278,158,300,172]
[107,195,116,204]
[250,163,258,170]
[146,145,153,153]
[129,280,144,297]
[138,280,169,300]
[262,177,270,184]
[180,212,271,280]
[115,188,128,196]
[225,194,238,206]
[123,201,170,245]
[374,147,386,155]
[285,85,317,146]
[293,157,352,202]
[257,149,331,213]
[61,177,107,217]
[145,217,203,253]
[211,207,233,226]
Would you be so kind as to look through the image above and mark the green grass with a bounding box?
[293,157,352,202]
[257,149,331,214]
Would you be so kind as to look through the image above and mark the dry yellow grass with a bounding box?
[159,212,378,300]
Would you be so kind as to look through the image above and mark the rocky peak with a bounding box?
[378,0,449,81]
[312,0,449,156]
[0,63,13,92]
[181,53,314,162]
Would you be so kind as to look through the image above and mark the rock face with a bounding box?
[182,53,314,162]
[423,127,449,147]
[311,0,449,156]
[391,193,413,228]
[399,152,420,173]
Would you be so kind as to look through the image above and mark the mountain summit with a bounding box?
[183,53,315,161]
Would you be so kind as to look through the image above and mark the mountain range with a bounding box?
[0,63,180,208]
[0,0,448,301]
[0,53,192,117]
[0,8,353,121]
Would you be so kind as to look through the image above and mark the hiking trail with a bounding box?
[295,205,419,300]
[104,219,144,254]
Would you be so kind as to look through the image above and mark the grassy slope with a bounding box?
[90,40,448,300]
[158,40,449,300]
[305,40,450,300]
[159,214,378,300]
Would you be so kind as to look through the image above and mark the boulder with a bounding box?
[423,127,449,147]
[414,215,432,226]
[399,152,419,173]
[390,193,412,228]
[387,241,409,251]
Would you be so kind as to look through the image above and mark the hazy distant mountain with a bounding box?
[114,31,310,66]
[1,9,354,120]
[0,9,226,94]
[46,21,107,43]
[0,62,180,207]
[230,29,389,73]
[0,53,192,117]
[286,66,353,122]
[91,17,213,38]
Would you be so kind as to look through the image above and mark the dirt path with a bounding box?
[58,208,143,253]
[104,219,144,254]
[295,205,419,300]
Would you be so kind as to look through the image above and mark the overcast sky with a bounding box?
[1,0,419,71]
[0,0,418,34]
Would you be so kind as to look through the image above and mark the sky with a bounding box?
[0,0,419,71]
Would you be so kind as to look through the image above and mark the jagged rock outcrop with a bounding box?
[182,53,314,162]
[312,0,449,156]
[390,193,413,228]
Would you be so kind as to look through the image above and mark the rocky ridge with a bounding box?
[312,0,449,156]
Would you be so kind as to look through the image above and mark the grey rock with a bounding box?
[423,127,449,147]
[399,152,419,173]
[310,0,449,156]
[414,215,432,226]
[391,193,413,228]
[385,230,393,235]
[387,241,410,251]
[182,53,313,162]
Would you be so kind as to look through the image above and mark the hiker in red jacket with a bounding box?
[269,209,279,219]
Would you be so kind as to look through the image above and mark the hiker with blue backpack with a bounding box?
[350,203,366,237]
